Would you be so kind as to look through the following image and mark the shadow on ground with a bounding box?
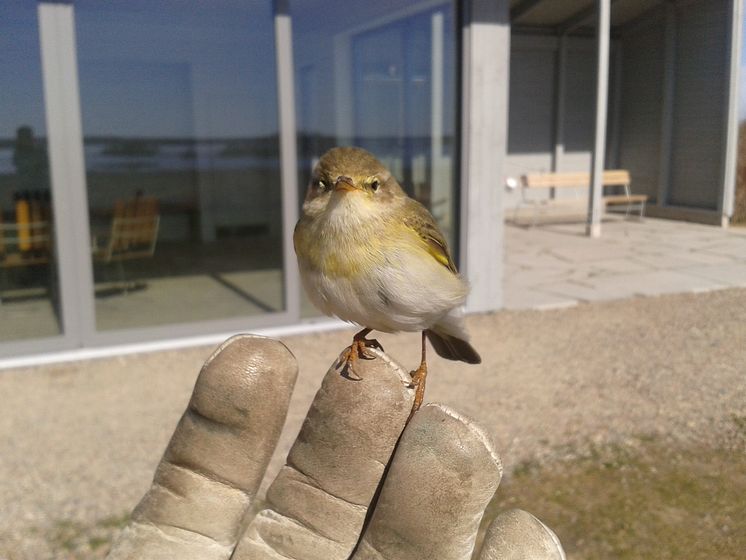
[27,417,746,560]
[481,418,746,560]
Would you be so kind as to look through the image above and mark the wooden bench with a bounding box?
[517,170,648,226]
[0,221,52,268]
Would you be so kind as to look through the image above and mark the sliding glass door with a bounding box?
[73,1,289,333]
[0,0,459,358]
[0,1,63,343]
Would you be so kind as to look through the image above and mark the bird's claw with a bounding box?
[357,337,383,359]
[336,337,383,380]
[335,348,362,381]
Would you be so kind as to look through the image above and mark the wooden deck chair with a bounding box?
[92,195,160,292]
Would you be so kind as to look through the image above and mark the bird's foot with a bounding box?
[407,361,428,421]
[336,335,384,380]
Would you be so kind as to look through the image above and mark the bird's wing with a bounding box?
[402,198,458,273]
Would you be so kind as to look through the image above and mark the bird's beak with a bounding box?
[334,175,357,193]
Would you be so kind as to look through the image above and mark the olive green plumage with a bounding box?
[294,146,480,365]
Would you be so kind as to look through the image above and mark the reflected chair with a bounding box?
[0,215,52,268]
[0,203,53,300]
[91,196,160,294]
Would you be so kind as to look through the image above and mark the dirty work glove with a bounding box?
[106,335,564,560]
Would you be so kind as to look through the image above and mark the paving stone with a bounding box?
[504,218,745,309]
[677,262,746,287]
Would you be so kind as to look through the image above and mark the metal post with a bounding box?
[274,0,301,318]
[460,0,510,311]
[587,0,610,238]
[720,0,743,226]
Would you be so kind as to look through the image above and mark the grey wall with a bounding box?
[669,0,729,210]
[561,45,596,171]
[618,19,665,201]
[507,0,733,216]
[618,0,731,212]
[504,35,619,209]
[507,46,555,171]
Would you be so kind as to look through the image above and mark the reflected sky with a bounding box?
[0,2,47,137]
[1,1,279,140]
[74,0,278,138]
[1,1,456,140]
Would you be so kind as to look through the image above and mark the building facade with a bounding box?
[506,0,741,227]
[0,0,739,362]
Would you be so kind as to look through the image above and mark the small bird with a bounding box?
[294,147,480,413]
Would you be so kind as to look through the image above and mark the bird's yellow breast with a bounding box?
[295,214,420,280]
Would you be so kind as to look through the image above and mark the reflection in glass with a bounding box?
[0,3,61,341]
[75,1,285,331]
[295,2,457,235]
[291,0,458,316]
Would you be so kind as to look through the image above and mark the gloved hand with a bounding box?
[106,335,564,560]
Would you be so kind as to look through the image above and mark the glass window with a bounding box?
[74,1,284,331]
[291,0,458,316]
[0,2,61,341]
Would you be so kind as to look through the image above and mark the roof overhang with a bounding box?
[510,0,665,35]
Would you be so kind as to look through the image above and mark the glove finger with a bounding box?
[477,509,565,560]
[233,348,414,560]
[352,403,503,560]
[107,335,298,560]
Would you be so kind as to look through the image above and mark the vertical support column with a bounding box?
[586,0,610,238]
[274,0,300,318]
[430,11,451,231]
[720,0,743,226]
[658,1,676,208]
[460,0,510,312]
[38,1,96,341]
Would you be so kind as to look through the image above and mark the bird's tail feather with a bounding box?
[425,329,481,364]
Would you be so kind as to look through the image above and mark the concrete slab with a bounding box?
[502,283,576,310]
[535,278,637,303]
[504,218,746,309]
[591,269,727,298]
[629,251,724,270]
[587,258,651,275]
[696,239,746,259]
[678,262,746,287]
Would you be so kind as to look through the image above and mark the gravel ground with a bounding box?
[1,288,745,559]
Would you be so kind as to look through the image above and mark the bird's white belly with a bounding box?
[299,247,468,333]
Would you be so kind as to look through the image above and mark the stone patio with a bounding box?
[504,217,746,309]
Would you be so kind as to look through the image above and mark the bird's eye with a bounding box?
[370,179,380,192]
[316,180,328,191]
